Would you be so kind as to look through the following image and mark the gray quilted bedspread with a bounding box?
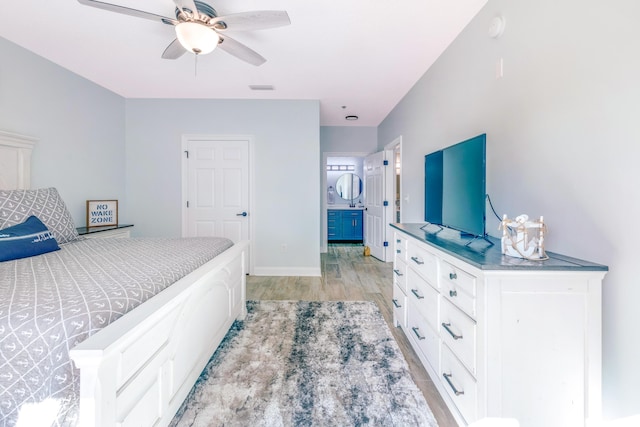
[0,236,233,426]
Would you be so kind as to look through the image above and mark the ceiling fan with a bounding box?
[77,0,290,66]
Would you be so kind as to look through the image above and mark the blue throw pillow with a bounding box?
[0,215,60,262]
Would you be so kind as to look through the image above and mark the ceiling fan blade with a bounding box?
[210,10,290,32]
[77,0,177,25]
[162,38,186,60]
[217,34,266,66]
[174,0,199,18]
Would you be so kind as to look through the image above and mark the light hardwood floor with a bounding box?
[246,244,458,427]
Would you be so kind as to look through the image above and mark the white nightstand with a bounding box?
[77,224,133,239]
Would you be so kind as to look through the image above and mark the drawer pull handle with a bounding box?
[396,249,401,254]
[393,269,404,277]
[442,322,463,340]
[411,289,424,299]
[411,327,426,340]
[449,272,457,280]
[392,299,401,308]
[443,373,464,396]
[449,290,457,297]
[411,256,424,265]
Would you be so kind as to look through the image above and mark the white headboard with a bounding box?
[0,130,37,190]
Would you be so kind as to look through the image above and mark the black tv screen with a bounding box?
[424,134,486,237]
[424,150,443,225]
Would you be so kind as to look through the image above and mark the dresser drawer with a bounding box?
[440,260,476,318]
[393,258,407,293]
[407,268,439,332]
[441,298,476,376]
[441,345,478,424]
[407,303,440,373]
[407,241,438,286]
[394,232,408,262]
[392,283,407,328]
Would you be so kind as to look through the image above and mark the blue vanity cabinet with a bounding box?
[341,210,363,240]
[328,209,363,242]
[328,210,339,241]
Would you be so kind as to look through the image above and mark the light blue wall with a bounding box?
[320,126,377,153]
[0,37,126,225]
[125,99,320,275]
[379,0,640,418]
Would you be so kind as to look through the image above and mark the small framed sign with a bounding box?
[86,200,118,228]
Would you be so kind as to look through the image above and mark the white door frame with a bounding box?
[384,136,402,256]
[181,134,255,274]
[321,151,370,253]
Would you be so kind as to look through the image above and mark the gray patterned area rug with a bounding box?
[170,300,437,427]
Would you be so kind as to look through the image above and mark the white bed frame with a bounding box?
[1,131,249,426]
[71,240,248,426]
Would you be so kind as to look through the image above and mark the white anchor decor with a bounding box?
[500,214,548,260]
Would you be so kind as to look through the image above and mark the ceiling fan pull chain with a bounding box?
[194,54,198,77]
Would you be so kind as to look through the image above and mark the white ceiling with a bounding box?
[0,0,487,127]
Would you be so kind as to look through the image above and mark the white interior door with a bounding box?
[364,151,388,261]
[182,137,250,245]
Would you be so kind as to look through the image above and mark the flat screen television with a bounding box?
[424,133,487,238]
[424,150,443,226]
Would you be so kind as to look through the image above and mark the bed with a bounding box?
[0,131,249,426]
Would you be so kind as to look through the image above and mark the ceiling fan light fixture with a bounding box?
[175,21,219,55]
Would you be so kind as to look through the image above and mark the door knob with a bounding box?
[236,212,248,217]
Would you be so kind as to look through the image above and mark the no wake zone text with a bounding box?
[90,205,114,224]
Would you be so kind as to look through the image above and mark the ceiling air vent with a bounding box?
[249,85,275,91]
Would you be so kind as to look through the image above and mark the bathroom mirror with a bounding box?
[336,173,362,201]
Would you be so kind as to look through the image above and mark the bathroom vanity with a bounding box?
[327,170,364,243]
[327,208,363,242]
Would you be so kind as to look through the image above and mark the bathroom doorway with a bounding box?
[321,152,369,253]
[387,136,402,224]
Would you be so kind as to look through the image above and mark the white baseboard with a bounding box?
[252,266,321,277]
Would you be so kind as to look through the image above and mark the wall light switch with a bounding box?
[496,58,504,79]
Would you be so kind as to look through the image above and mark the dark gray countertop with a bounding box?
[76,224,133,236]
[391,223,608,272]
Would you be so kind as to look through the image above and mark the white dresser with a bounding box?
[391,223,607,427]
